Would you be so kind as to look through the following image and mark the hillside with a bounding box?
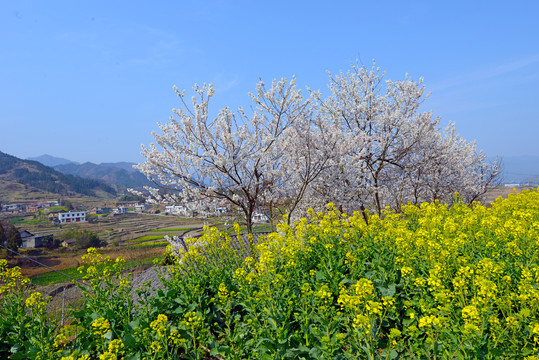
[0,151,117,201]
[54,162,152,188]
[26,154,78,167]
[501,155,539,183]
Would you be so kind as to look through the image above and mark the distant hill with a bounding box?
[54,162,152,188]
[0,151,117,200]
[100,162,140,173]
[501,155,539,184]
[27,155,151,189]
[27,154,79,167]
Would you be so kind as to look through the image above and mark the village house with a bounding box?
[253,210,270,223]
[116,201,140,208]
[58,211,87,223]
[1,203,25,213]
[135,204,152,212]
[61,238,76,248]
[88,207,112,215]
[19,231,54,249]
[165,205,189,216]
[26,205,40,213]
[113,207,128,215]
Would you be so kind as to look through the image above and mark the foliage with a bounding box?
[0,222,6,246]
[0,260,56,359]
[118,193,147,203]
[58,229,105,249]
[0,188,538,359]
[0,150,117,197]
[6,225,22,259]
[128,235,166,242]
[149,227,198,232]
[30,256,160,286]
[125,241,169,249]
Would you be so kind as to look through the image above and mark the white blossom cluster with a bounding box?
[133,61,499,229]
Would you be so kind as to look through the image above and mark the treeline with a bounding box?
[0,151,117,197]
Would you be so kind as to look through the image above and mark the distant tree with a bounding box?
[59,229,104,249]
[0,222,6,257]
[62,199,74,211]
[118,193,146,203]
[6,225,22,259]
[41,235,60,250]
[0,222,5,243]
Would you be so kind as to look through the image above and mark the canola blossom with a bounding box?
[0,188,538,359]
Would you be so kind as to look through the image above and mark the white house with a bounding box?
[113,207,128,215]
[165,205,189,216]
[253,211,270,223]
[58,211,86,223]
[135,204,152,212]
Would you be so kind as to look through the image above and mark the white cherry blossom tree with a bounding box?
[136,60,499,231]
[134,78,330,233]
[300,61,499,221]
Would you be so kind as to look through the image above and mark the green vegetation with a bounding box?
[30,257,160,286]
[30,265,88,286]
[9,217,49,225]
[125,241,169,249]
[2,189,539,358]
[223,224,273,234]
[130,235,166,242]
[5,225,22,259]
[89,213,110,217]
[48,206,68,212]
[0,150,117,197]
[149,227,198,232]
[57,228,105,249]
[8,217,25,224]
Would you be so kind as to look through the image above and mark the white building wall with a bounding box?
[58,211,87,223]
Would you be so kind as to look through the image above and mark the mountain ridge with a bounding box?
[0,151,118,201]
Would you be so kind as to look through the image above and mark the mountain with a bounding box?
[27,155,151,189]
[0,151,117,200]
[27,154,79,167]
[501,155,539,184]
[54,162,152,188]
[100,162,139,173]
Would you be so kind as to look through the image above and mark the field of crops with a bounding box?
[1,188,539,359]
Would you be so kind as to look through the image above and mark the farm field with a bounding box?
[4,212,209,279]
[6,210,274,283]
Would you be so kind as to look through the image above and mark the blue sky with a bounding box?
[1,1,538,164]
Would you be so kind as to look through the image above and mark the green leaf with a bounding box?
[309,347,322,359]
[125,352,141,360]
[123,333,137,348]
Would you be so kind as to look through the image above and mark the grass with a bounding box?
[48,206,68,212]
[126,235,166,243]
[9,217,49,225]
[149,227,199,232]
[125,241,169,249]
[30,265,87,286]
[30,256,162,286]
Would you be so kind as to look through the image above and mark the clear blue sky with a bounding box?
[1,1,538,164]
